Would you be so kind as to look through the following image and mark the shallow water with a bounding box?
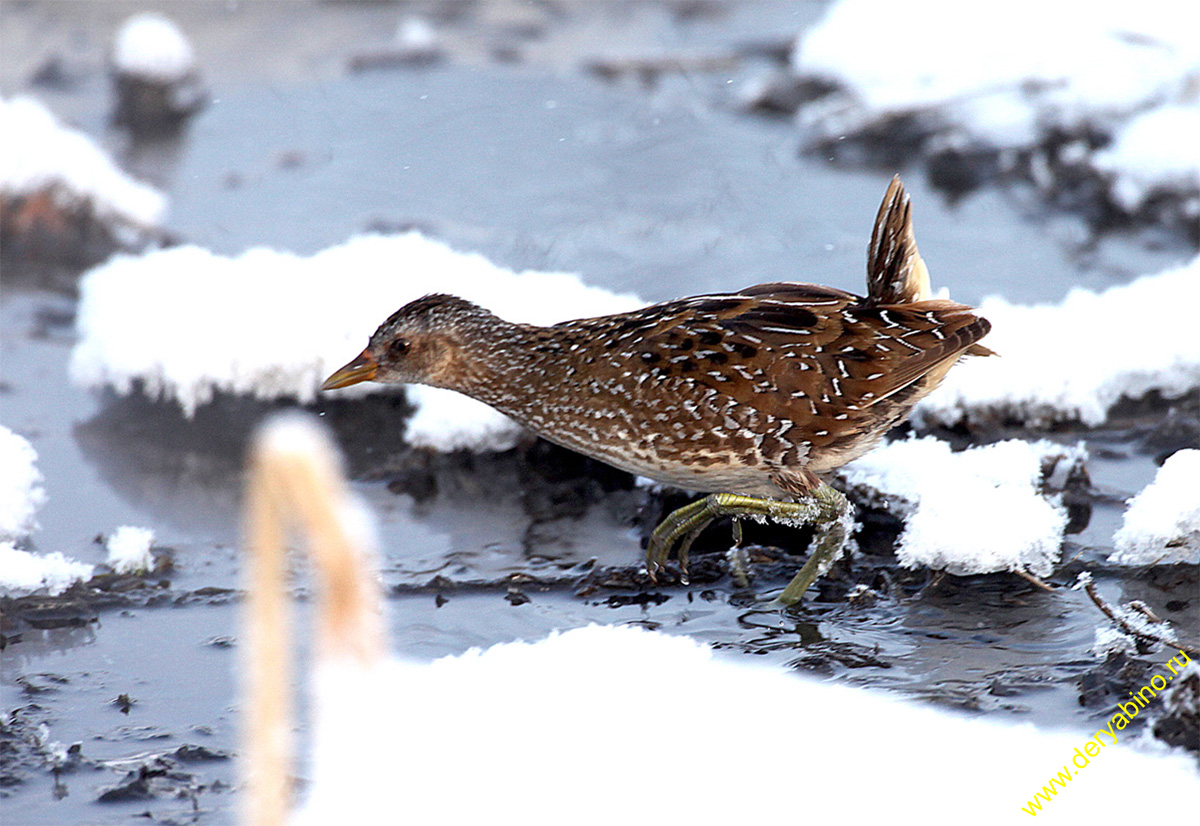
[2,3,1197,824]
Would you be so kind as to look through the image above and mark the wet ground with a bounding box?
[2,3,1198,824]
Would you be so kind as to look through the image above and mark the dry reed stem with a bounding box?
[241,416,385,826]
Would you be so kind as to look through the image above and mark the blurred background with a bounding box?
[2,2,1196,824]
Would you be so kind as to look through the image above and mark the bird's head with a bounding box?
[321,294,494,391]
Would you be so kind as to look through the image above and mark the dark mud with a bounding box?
[2,3,1197,825]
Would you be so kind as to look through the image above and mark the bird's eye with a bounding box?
[389,338,410,356]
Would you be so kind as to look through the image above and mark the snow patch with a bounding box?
[794,0,1200,142]
[1093,105,1200,213]
[917,256,1200,428]
[105,525,155,574]
[1091,626,1136,660]
[404,386,523,452]
[791,0,1200,219]
[293,622,1200,824]
[0,96,167,227]
[0,543,94,596]
[839,437,1077,576]
[113,12,195,82]
[0,428,94,595]
[0,426,45,542]
[1111,449,1200,565]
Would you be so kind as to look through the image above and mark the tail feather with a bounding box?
[868,177,995,361]
[866,175,932,305]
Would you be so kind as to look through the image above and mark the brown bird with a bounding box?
[322,177,992,604]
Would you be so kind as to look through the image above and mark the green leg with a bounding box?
[646,483,852,606]
[773,485,853,607]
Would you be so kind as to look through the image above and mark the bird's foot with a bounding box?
[645,483,852,606]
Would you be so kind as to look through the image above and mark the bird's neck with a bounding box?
[432,315,547,414]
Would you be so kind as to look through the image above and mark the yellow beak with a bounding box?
[320,350,378,390]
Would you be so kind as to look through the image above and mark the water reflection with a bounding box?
[1,624,98,666]
[72,390,643,582]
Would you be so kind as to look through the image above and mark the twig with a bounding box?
[1078,572,1200,657]
[1014,569,1055,592]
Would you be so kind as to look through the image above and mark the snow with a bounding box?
[0,426,45,542]
[0,543,94,596]
[794,0,1200,143]
[105,525,155,574]
[1111,449,1200,565]
[404,385,524,452]
[0,96,167,227]
[917,255,1200,428]
[70,232,643,449]
[1092,105,1200,213]
[112,12,196,82]
[792,0,1200,214]
[839,437,1077,576]
[293,622,1200,824]
[0,426,95,594]
[1091,626,1136,660]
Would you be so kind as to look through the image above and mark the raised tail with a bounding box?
[866,175,932,305]
[867,176,993,357]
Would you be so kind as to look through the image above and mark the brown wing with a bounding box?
[830,300,992,406]
[620,286,986,404]
[594,286,985,453]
